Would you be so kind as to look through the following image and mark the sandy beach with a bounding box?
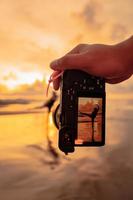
[0,97,133,200]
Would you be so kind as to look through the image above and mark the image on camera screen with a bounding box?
[75,97,102,145]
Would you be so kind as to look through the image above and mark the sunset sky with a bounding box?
[0,0,132,94]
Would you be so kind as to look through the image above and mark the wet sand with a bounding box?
[0,98,133,200]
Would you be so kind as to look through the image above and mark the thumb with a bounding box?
[50,53,87,70]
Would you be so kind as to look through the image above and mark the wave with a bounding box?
[0,99,31,107]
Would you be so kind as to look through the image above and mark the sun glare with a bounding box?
[1,70,44,91]
[5,80,19,90]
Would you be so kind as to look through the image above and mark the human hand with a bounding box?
[50,41,132,90]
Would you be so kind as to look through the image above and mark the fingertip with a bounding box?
[50,59,59,70]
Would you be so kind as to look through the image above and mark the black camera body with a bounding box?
[57,70,105,154]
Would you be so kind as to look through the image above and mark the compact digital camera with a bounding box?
[52,70,106,154]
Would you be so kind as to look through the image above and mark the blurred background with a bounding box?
[0,0,132,200]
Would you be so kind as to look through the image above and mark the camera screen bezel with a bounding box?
[75,91,105,147]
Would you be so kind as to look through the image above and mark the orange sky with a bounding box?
[0,0,132,93]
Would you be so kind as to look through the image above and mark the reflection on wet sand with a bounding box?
[24,112,70,171]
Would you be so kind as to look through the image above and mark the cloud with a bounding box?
[110,24,127,41]
[78,0,103,29]
[16,80,45,95]
[0,0,67,72]
[0,0,132,69]
[73,0,132,43]
[2,72,17,81]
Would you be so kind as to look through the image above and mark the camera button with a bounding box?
[83,86,86,90]
[83,79,87,84]
[74,81,78,85]
[70,96,73,101]
[67,90,70,95]
[97,80,100,85]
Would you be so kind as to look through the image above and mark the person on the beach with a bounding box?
[50,36,133,89]
[79,104,100,141]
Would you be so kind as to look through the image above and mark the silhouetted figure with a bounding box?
[34,91,58,112]
[79,104,100,141]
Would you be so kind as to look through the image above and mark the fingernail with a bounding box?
[50,59,58,69]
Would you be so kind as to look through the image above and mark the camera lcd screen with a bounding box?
[75,97,103,145]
